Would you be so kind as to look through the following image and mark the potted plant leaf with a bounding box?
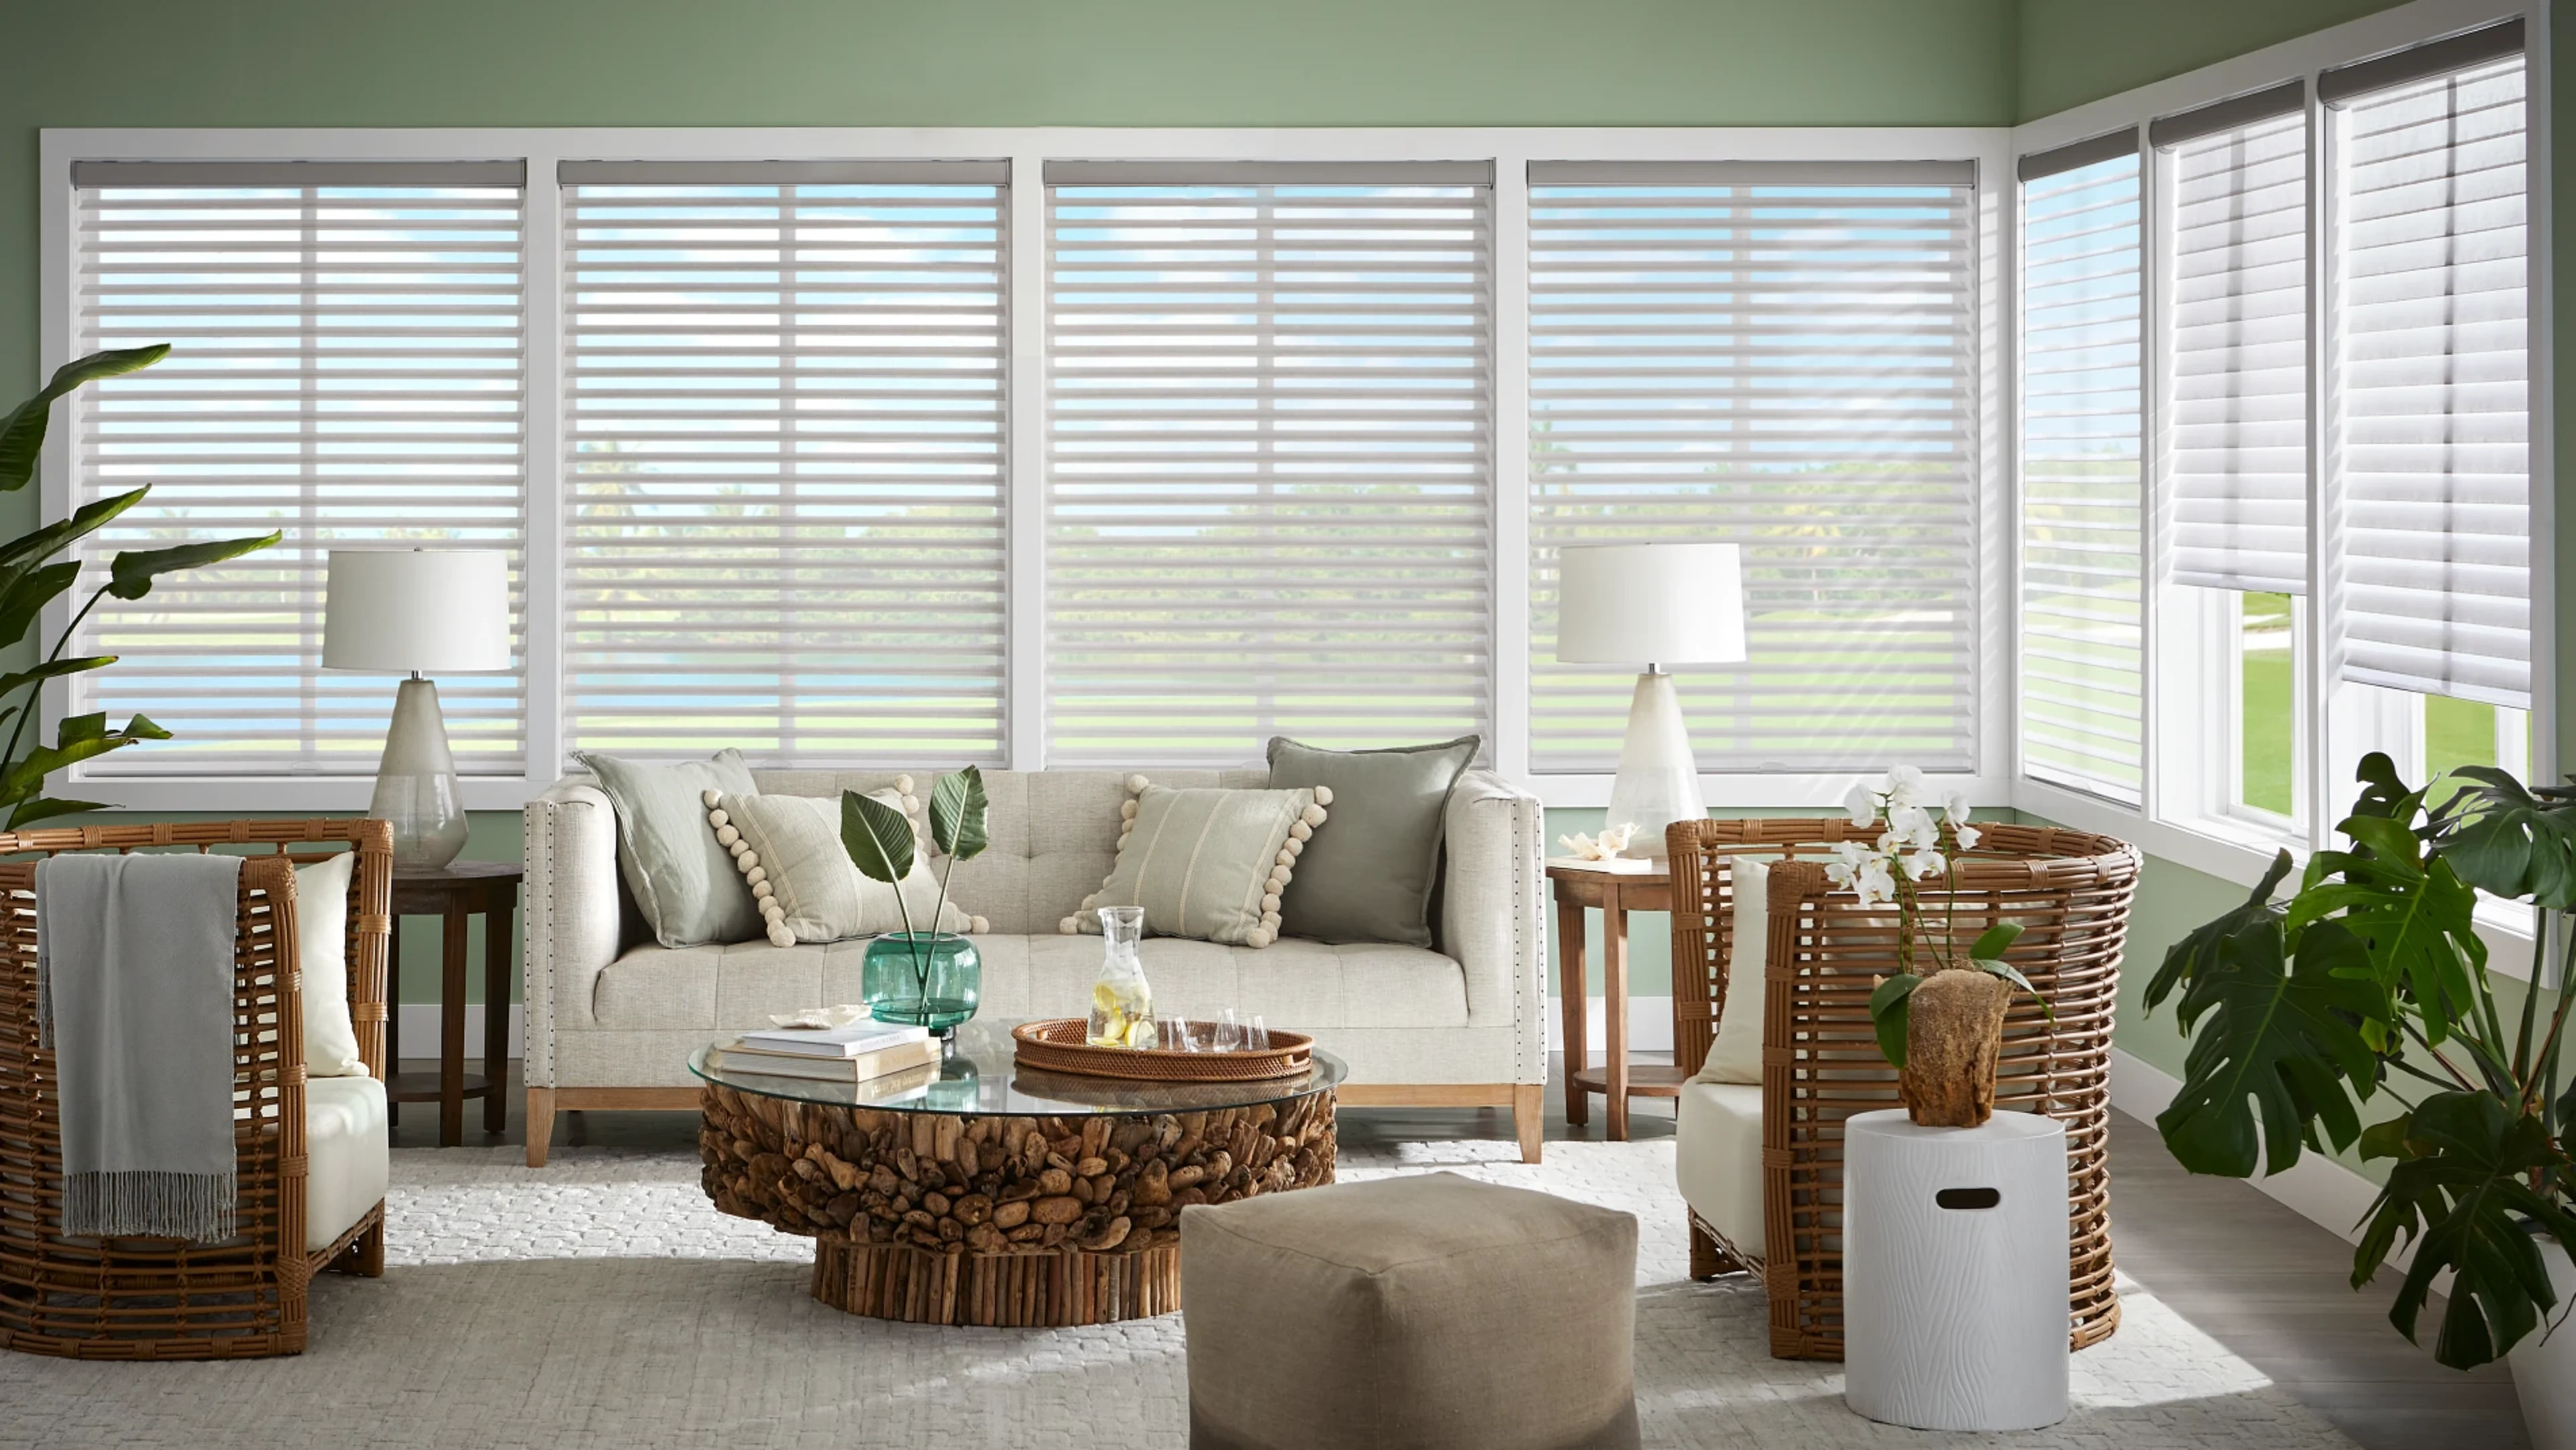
[842,765,989,1033]
[0,346,278,819]
[2145,751,2576,1445]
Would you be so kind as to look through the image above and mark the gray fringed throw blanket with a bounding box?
[36,852,244,1242]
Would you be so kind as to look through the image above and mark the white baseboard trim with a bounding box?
[1544,995,1676,1053]
[2112,1047,2416,1276]
[392,1004,525,1063]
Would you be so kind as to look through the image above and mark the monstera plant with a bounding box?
[2147,752,2576,1372]
[0,346,279,825]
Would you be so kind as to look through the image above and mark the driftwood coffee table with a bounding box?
[690,1018,1345,1326]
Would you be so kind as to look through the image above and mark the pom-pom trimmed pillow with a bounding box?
[706,780,986,947]
[1060,775,1330,948]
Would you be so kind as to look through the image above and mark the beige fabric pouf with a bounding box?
[1181,1172,1640,1450]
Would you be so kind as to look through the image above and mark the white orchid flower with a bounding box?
[1842,782,1878,827]
[1856,859,1897,908]
[1941,788,1972,824]
[1953,823,1983,852]
[1904,847,1946,881]
[1884,764,1927,809]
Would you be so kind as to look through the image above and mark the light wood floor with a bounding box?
[393,1053,2524,1449]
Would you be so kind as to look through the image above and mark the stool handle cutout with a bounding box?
[1934,1186,2002,1210]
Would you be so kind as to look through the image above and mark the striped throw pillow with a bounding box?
[1061,776,1332,948]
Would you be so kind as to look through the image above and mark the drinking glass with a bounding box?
[1214,1008,1245,1053]
[1248,1014,1271,1051]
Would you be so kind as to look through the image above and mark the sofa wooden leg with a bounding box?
[525,1086,555,1168]
[1513,1082,1544,1164]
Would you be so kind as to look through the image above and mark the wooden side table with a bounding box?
[1550,862,1676,1141]
[387,860,523,1147]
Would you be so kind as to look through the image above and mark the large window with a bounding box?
[2155,87,2311,833]
[68,161,529,777]
[44,132,2009,802]
[561,162,1008,765]
[1527,162,1980,772]
[2017,136,2144,805]
[2325,32,2533,789]
[2016,12,2544,877]
[1042,164,1495,766]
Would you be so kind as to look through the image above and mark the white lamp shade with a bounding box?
[1554,543,1748,665]
[323,549,511,673]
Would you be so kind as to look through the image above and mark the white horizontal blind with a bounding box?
[1045,167,1493,766]
[2163,108,2310,594]
[68,164,528,776]
[2330,53,2530,709]
[562,165,1008,764]
[1527,164,1979,772]
[2020,144,2145,802]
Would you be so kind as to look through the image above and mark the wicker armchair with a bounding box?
[1665,818,2137,1361]
[0,819,394,1359]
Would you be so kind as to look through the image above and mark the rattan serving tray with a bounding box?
[1010,1017,1313,1082]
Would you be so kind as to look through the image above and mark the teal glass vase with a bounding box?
[862,931,981,1033]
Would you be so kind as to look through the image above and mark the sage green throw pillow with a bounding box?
[1267,735,1479,947]
[1063,777,1330,948]
[577,748,762,949]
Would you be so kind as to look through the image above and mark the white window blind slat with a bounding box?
[1044,178,1494,766]
[2021,151,2145,803]
[1527,176,1979,772]
[562,178,1008,765]
[2330,54,2530,709]
[2164,109,2310,594]
[70,174,529,777]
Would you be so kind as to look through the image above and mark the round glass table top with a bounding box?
[688,1017,1348,1117]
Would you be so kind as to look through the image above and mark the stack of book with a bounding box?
[707,1019,941,1082]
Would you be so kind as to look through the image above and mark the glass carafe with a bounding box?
[1087,905,1155,1047]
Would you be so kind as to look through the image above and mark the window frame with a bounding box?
[2008,0,2554,981]
[38,123,2012,814]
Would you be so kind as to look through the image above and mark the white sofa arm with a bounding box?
[521,775,623,1088]
[1440,769,1548,1085]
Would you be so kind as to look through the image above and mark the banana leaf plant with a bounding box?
[0,346,280,827]
[2145,751,2576,1369]
[841,765,989,988]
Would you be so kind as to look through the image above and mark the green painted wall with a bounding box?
[2014,0,2412,121]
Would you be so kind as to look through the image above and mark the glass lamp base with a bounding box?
[370,676,469,870]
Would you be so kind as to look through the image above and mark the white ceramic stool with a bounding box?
[1842,1108,2070,1432]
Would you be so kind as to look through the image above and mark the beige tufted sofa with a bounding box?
[521,767,1549,1166]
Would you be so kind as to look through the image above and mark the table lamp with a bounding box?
[323,548,510,870]
[1554,543,1748,860]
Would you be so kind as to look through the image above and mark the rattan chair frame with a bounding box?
[1666,817,2137,1361]
[0,818,393,1360]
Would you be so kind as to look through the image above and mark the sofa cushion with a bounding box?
[709,790,978,945]
[1265,734,1478,948]
[586,933,1470,1034]
[581,748,763,948]
[1072,780,1326,947]
[307,1074,388,1252]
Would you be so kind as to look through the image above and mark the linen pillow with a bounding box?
[1265,735,1478,947]
[706,788,983,947]
[295,849,369,1078]
[578,748,763,949]
[1691,856,1769,1085]
[1061,776,1330,948]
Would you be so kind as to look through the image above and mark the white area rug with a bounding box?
[0,1137,2353,1449]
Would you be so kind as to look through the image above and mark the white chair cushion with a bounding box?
[1692,856,1768,1084]
[306,1074,388,1252]
[1675,1079,1764,1256]
[296,851,369,1078]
